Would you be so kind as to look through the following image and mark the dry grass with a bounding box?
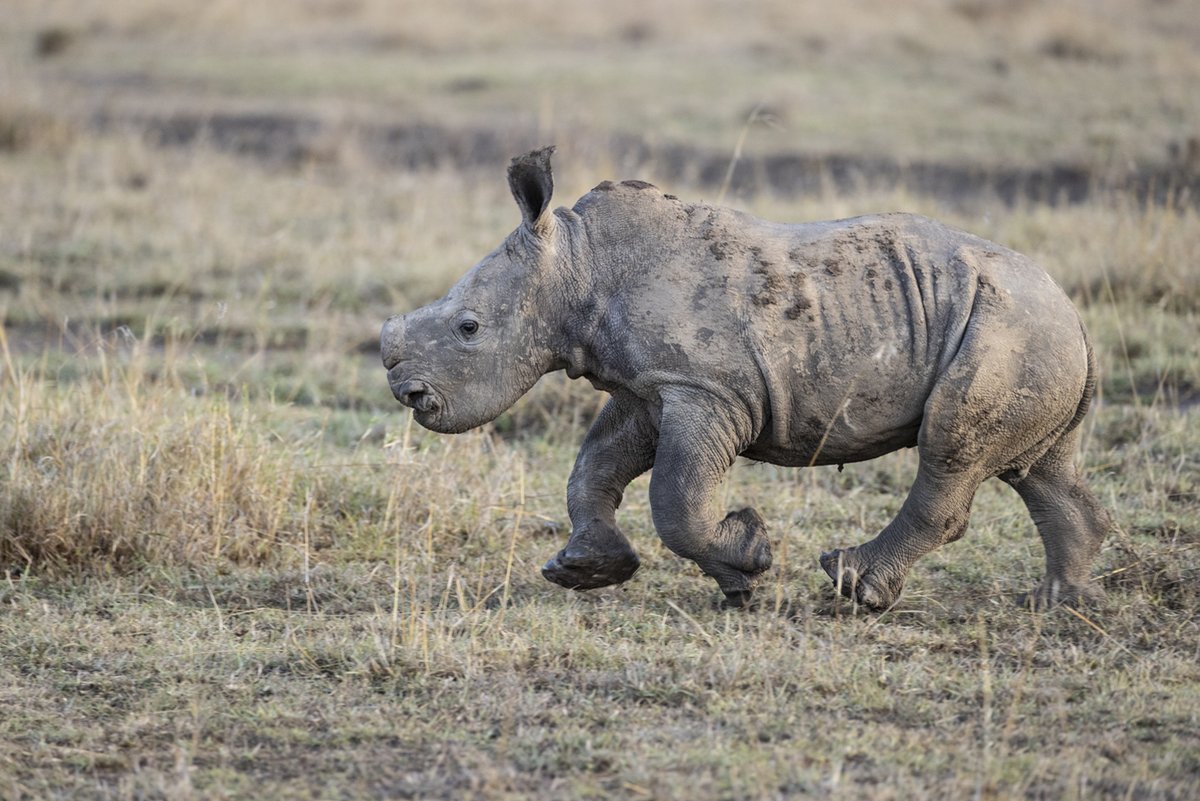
[1,130,1198,800]
[1,391,1198,799]
[1,1,1199,798]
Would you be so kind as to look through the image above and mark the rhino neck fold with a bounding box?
[544,207,611,386]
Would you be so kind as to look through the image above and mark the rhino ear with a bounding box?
[507,146,556,231]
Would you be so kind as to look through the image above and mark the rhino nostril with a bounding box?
[396,379,424,403]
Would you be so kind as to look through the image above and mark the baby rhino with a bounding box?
[381,147,1111,610]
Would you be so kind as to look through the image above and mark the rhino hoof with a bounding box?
[720,589,755,610]
[819,548,900,610]
[542,546,640,591]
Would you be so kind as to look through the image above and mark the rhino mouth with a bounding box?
[390,378,443,416]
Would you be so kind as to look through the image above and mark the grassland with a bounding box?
[2,1,1199,799]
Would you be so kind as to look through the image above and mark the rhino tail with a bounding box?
[1065,325,1098,435]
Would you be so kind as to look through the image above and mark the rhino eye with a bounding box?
[458,319,479,337]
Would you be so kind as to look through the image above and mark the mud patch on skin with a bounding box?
[942,515,968,543]
[747,247,784,307]
[976,270,1015,309]
[691,279,727,312]
[709,241,732,261]
[750,267,780,306]
[784,296,812,320]
[783,273,812,320]
[620,179,656,190]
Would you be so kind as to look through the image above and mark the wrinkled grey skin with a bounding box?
[381,147,1111,610]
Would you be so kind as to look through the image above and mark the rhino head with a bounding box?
[380,146,572,434]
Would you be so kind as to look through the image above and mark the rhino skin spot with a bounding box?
[697,327,715,344]
[789,250,823,272]
[593,181,616,192]
[884,278,894,291]
[878,238,903,268]
[709,241,731,261]
[750,264,782,307]
[943,515,968,542]
[980,274,1016,310]
[664,193,679,200]
[866,268,877,280]
[784,296,812,320]
[621,179,656,190]
[822,258,842,276]
[783,272,811,318]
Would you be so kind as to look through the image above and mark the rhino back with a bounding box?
[570,185,1068,465]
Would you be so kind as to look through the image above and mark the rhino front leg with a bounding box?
[542,394,656,591]
[649,392,773,606]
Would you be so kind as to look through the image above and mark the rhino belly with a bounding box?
[741,390,924,468]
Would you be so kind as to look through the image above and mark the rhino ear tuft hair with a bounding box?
[508,146,556,231]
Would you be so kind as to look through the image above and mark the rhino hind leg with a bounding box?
[822,312,1097,610]
[820,461,984,609]
[1004,426,1110,610]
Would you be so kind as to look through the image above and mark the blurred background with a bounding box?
[7,0,1200,177]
